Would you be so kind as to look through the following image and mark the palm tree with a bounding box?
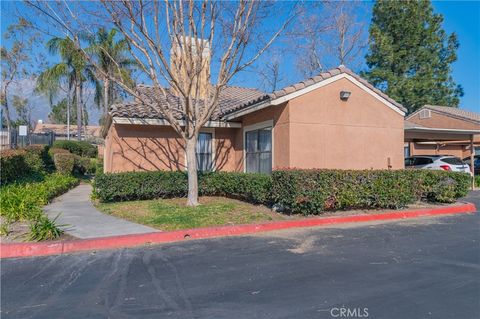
[37,36,96,140]
[86,28,136,123]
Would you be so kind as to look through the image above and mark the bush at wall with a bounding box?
[200,172,272,204]
[53,153,75,175]
[93,169,471,214]
[271,169,471,214]
[52,140,97,158]
[93,171,272,204]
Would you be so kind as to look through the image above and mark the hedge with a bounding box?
[271,169,471,214]
[0,145,51,184]
[53,153,75,175]
[52,140,97,158]
[93,171,271,204]
[93,169,471,214]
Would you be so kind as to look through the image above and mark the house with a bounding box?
[33,122,102,140]
[404,105,480,159]
[103,64,407,173]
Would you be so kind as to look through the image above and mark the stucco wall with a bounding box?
[235,104,290,171]
[104,124,238,173]
[410,143,465,158]
[286,77,404,169]
[407,111,479,130]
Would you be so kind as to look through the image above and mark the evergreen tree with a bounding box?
[363,0,463,114]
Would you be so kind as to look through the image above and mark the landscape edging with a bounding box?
[1,202,476,259]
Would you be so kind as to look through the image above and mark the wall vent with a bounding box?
[419,109,431,119]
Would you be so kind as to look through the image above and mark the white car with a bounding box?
[405,155,471,174]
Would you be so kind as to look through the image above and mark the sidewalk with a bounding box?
[44,184,158,239]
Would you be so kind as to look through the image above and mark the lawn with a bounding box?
[95,197,292,231]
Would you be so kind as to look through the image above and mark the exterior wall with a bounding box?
[409,139,480,159]
[104,77,405,172]
[287,77,404,169]
[235,104,290,171]
[407,111,479,130]
[409,142,465,158]
[104,124,237,173]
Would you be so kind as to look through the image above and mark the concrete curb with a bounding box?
[1,202,476,259]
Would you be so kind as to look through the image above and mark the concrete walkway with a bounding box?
[44,184,158,239]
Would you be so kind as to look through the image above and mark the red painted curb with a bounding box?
[1,202,476,259]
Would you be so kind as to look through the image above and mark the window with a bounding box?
[245,127,272,173]
[404,157,414,167]
[196,132,213,171]
[404,143,410,158]
[441,157,464,165]
[413,157,433,166]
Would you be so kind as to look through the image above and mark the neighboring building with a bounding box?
[33,123,102,140]
[404,105,480,159]
[103,65,406,173]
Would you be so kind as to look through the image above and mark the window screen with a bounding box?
[196,132,213,171]
[245,127,272,173]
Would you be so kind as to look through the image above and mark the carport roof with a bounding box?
[404,120,480,141]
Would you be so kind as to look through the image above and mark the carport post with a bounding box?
[470,134,475,190]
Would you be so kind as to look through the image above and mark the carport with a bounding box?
[405,120,480,188]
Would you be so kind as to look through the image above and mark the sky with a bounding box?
[1,0,479,124]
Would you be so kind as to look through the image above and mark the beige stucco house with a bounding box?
[103,65,407,173]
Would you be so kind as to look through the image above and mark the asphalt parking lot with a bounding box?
[1,191,479,319]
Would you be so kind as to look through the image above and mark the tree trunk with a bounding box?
[185,137,199,207]
[103,77,110,123]
[2,87,12,132]
[75,79,82,140]
[66,91,70,140]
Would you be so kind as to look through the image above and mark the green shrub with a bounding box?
[271,169,471,214]
[475,175,480,188]
[73,155,90,175]
[0,149,28,184]
[95,160,104,176]
[93,171,188,202]
[0,173,78,223]
[53,153,75,175]
[92,169,470,213]
[52,140,97,158]
[28,214,65,241]
[200,172,272,204]
[1,146,52,184]
[93,170,271,204]
[23,145,50,174]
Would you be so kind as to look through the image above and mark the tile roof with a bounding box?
[422,105,480,123]
[33,123,102,137]
[109,65,405,121]
[110,85,268,121]
[219,65,406,117]
[270,65,406,112]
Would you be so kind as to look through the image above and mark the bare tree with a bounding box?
[293,1,367,76]
[24,0,295,206]
[258,57,283,92]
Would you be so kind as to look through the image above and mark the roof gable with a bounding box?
[221,66,406,120]
[407,105,480,124]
